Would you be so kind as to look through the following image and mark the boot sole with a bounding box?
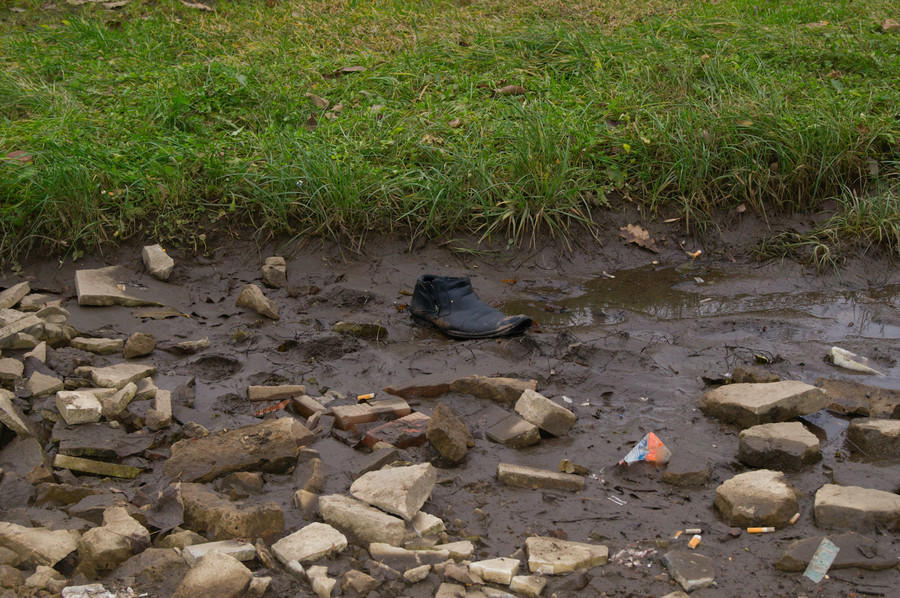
[411,314,531,339]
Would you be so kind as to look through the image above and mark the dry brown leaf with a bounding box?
[181,1,213,11]
[448,118,462,128]
[331,103,344,113]
[801,21,829,28]
[305,93,329,109]
[663,217,679,223]
[495,85,526,96]
[735,204,747,213]
[883,18,900,33]
[340,65,366,73]
[304,113,318,131]
[735,119,754,127]
[3,150,33,165]
[619,224,659,253]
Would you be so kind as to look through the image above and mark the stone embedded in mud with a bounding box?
[70,337,125,355]
[426,402,474,463]
[332,397,411,431]
[332,320,388,340]
[0,281,30,309]
[738,422,821,471]
[123,332,156,359]
[142,244,175,281]
[247,384,306,402]
[660,550,715,592]
[846,418,900,456]
[91,363,157,390]
[262,256,287,288]
[510,575,547,598]
[349,446,401,480]
[54,422,153,460]
[163,417,313,483]
[108,547,190,597]
[363,411,430,449]
[271,522,348,564]
[171,550,253,598]
[699,381,829,428]
[235,283,279,319]
[814,484,900,532]
[525,536,608,575]
[497,463,585,492]
[514,389,576,436]
[403,564,431,584]
[816,378,900,419]
[0,522,80,568]
[53,454,142,479]
[485,413,541,448]
[310,574,337,598]
[714,469,798,527]
[181,483,285,542]
[318,494,408,547]
[731,366,780,384]
[775,532,898,572]
[469,557,520,585]
[383,374,538,406]
[19,293,58,312]
[75,266,163,307]
[661,450,711,487]
[56,390,103,425]
[182,540,256,567]
[350,462,437,521]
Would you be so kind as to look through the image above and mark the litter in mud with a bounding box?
[803,537,840,583]
[830,346,884,376]
[618,432,672,465]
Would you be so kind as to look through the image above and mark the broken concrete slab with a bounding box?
[142,244,175,281]
[53,454,141,479]
[332,397,411,430]
[318,494,407,546]
[362,411,430,449]
[469,557,520,585]
[70,337,124,355]
[271,522,347,564]
[714,469,798,527]
[410,511,445,537]
[509,575,546,598]
[56,390,103,425]
[54,422,153,460]
[181,483,284,541]
[497,463,584,492]
[775,532,898,572]
[26,371,64,398]
[146,389,172,431]
[0,281,29,309]
[846,419,900,456]
[182,540,256,567]
[77,506,150,572]
[525,536,608,574]
[350,462,436,521]
[699,381,829,428]
[291,395,327,418]
[738,422,821,471]
[171,550,253,598]
[370,544,450,573]
[163,417,314,483]
[75,266,164,307]
[91,362,157,389]
[814,484,900,532]
[99,382,137,419]
[660,550,715,592]
[0,522,80,567]
[515,389,577,436]
[485,413,541,448]
[0,357,23,381]
[426,402,474,463]
[248,384,307,402]
[236,283,278,319]
[0,314,42,349]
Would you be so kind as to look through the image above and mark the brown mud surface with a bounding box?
[2,217,899,597]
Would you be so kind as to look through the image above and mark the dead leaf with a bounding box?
[331,103,344,113]
[801,21,829,29]
[619,224,659,253]
[663,217,679,223]
[304,113,318,131]
[882,18,900,33]
[735,119,754,127]
[305,93,329,109]
[735,204,746,213]
[340,65,366,73]
[324,112,337,120]
[3,150,33,165]
[181,1,213,11]
[421,134,443,145]
[495,85,526,96]
[448,118,461,128]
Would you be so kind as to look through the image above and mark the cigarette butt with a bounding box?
[687,535,701,549]
[789,513,800,525]
[674,530,683,539]
[684,528,702,535]
[747,527,776,533]
[357,393,374,401]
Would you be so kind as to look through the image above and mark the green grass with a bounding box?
[1,0,899,260]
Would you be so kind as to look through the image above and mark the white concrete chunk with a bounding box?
[70,337,125,355]
[350,463,437,521]
[699,381,829,428]
[56,390,103,425]
[714,469,798,527]
[525,536,608,574]
[510,575,546,598]
[142,244,175,281]
[0,522,80,567]
[514,389,576,436]
[182,540,256,567]
[469,557,520,585]
[91,362,157,389]
[271,523,347,564]
[0,281,30,309]
[318,494,407,546]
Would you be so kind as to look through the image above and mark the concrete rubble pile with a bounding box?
[0,250,897,598]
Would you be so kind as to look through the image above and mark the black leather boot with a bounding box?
[410,275,532,339]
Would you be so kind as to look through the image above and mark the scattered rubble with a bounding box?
[142,244,175,281]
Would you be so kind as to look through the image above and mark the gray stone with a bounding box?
[262,256,287,288]
[42,322,78,347]
[731,366,780,384]
[0,357,23,381]
[410,511,444,537]
[0,313,42,349]
[426,402,474,462]
[816,378,900,419]
[134,377,158,401]
[485,413,541,448]
[350,463,436,521]
[247,384,306,402]
[181,483,284,541]
[75,266,162,307]
[291,394,327,418]
[699,381,829,428]
[182,540,256,567]
[0,522,80,567]
[714,470,798,527]
[436,540,474,560]
[171,550,252,598]
[368,543,450,570]
[146,389,172,430]
[142,244,175,281]
[435,583,467,598]
[775,532,898,571]
[847,419,900,456]
[814,484,900,532]
[164,417,314,483]
[332,321,388,340]
[91,363,157,389]
[54,422,152,460]
[0,546,20,566]
[661,450,711,486]
[509,575,547,598]
[0,282,29,309]
[311,573,336,598]
[35,304,69,324]
[105,547,189,597]
[0,389,35,438]
[70,337,124,355]
[469,557,520,585]
[236,284,278,319]
[18,293,57,312]
[271,522,347,564]
[738,422,821,470]
[349,447,400,479]
[123,332,156,359]
[248,576,271,597]
[452,375,538,406]
[318,494,407,546]
[497,463,584,492]
[515,389,576,436]
[56,390,103,425]
[25,371,64,398]
[525,536,608,574]
[660,550,715,592]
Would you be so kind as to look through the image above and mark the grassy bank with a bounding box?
[1,0,899,261]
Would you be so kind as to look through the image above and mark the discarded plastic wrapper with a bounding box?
[803,537,840,583]
[618,432,671,465]
[830,346,883,376]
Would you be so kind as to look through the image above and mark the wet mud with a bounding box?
[3,228,900,597]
